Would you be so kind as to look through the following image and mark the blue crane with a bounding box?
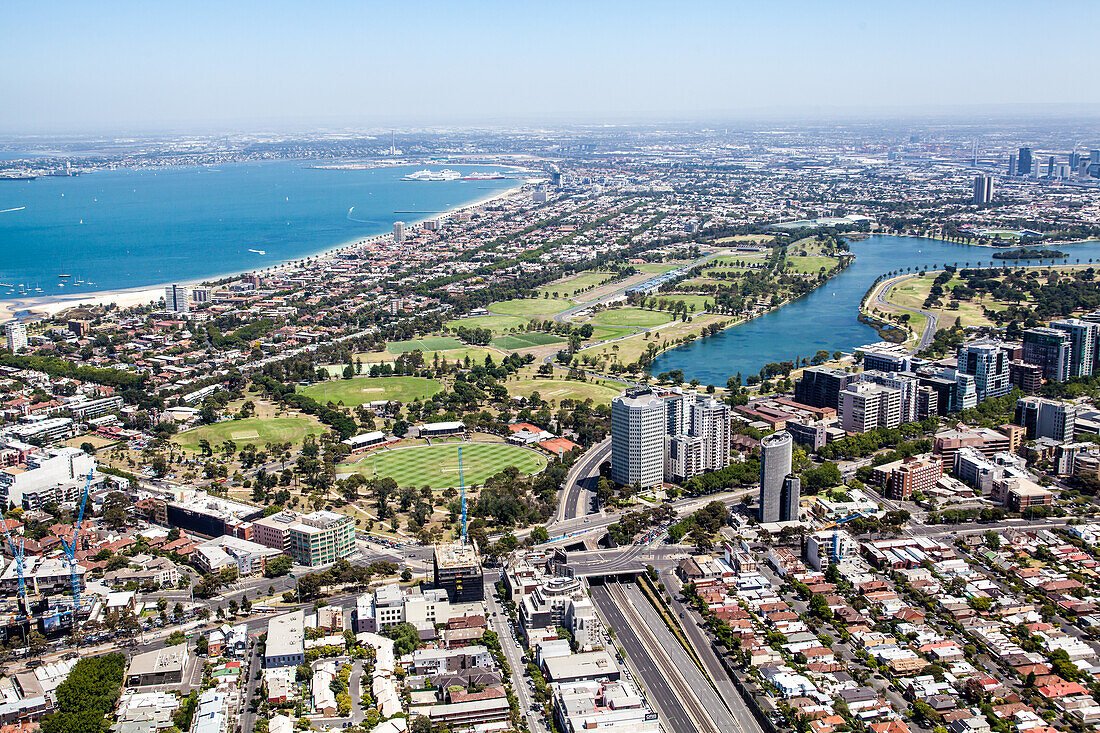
[60,470,94,623]
[0,511,27,614]
[458,446,467,545]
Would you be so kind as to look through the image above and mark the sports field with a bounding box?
[387,336,464,353]
[589,326,635,341]
[491,332,566,350]
[174,416,325,452]
[338,442,546,490]
[507,378,625,405]
[588,307,674,327]
[488,297,573,316]
[299,376,441,406]
[446,315,533,333]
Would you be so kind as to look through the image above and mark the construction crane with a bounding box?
[0,512,27,615]
[60,470,94,624]
[458,446,467,545]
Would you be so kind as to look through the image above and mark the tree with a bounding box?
[195,635,209,655]
[264,555,293,577]
[166,630,187,646]
[529,526,549,544]
[100,492,131,530]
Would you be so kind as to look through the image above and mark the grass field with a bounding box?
[387,336,464,353]
[488,297,573,316]
[630,263,679,274]
[786,255,839,274]
[445,315,533,333]
[299,376,441,406]
[338,442,546,490]
[507,378,625,405]
[589,326,635,341]
[658,293,713,311]
[589,307,675,327]
[538,271,615,298]
[174,416,325,452]
[342,346,498,367]
[491,332,566,350]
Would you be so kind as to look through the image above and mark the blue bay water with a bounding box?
[0,161,519,298]
[650,234,1100,386]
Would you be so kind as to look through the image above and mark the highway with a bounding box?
[555,437,611,522]
[660,571,763,733]
[592,582,724,733]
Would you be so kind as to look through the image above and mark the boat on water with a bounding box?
[249,248,266,255]
[461,171,507,180]
[58,274,72,279]
[0,172,37,181]
[404,168,461,182]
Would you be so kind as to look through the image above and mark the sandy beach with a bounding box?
[0,179,531,324]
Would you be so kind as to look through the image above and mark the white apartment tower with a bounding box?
[611,388,666,488]
[840,383,902,433]
[5,322,28,354]
[164,284,191,313]
[393,221,406,244]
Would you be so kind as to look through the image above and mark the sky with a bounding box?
[2,0,1099,133]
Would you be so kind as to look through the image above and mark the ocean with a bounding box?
[0,161,520,298]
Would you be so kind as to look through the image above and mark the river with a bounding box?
[650,234,1100,386]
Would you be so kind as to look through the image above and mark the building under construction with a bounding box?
[432,542,484,603]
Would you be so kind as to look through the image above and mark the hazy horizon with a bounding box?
[3,1,1100,134]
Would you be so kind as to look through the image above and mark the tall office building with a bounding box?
[393,221,406,244]
[4,322,28,354]
[861,370,919,423]
[1022,327,1072,382]
[956,340,1010,401]
[1017,147,1032,176]
[840,383,902,433]
[432,543,484,603]
[610,388,666,488]
[1015,397,1077,442]
[972,175,993,205]
[1049,319,1099,378]
[690,397,730,473]
[1007,154,1017,177]
[1046,156,1055,177]
[759,432,793,524]
[780,475,801,523]
[794,366,856,410]
[164,284,191,314]
[1070,151,1081,170]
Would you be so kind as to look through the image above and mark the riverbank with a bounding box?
[0,177,526,323]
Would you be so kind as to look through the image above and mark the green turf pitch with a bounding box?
[174,416,325,452]
[338,442,547,490]
[298,377,441,406]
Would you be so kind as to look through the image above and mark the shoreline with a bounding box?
[0,179,528,323]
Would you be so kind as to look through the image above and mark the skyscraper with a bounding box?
[610,388,666,488]
[164,284,191,313]
[4,322,27,354]
[1050,319,1099,378]
[780,475,801,522]
[1008,153,1017,177]
[972,175,993,205]
[794,366,856,410]
[393,221,406,244]
[1022,327,1072,382]
[1015,397,1077,442]
[690,397,730,473]
[1017,147,1032,176]
[759,432,793,523]
[1046,156,1055,177]
[956,340,1010,401]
